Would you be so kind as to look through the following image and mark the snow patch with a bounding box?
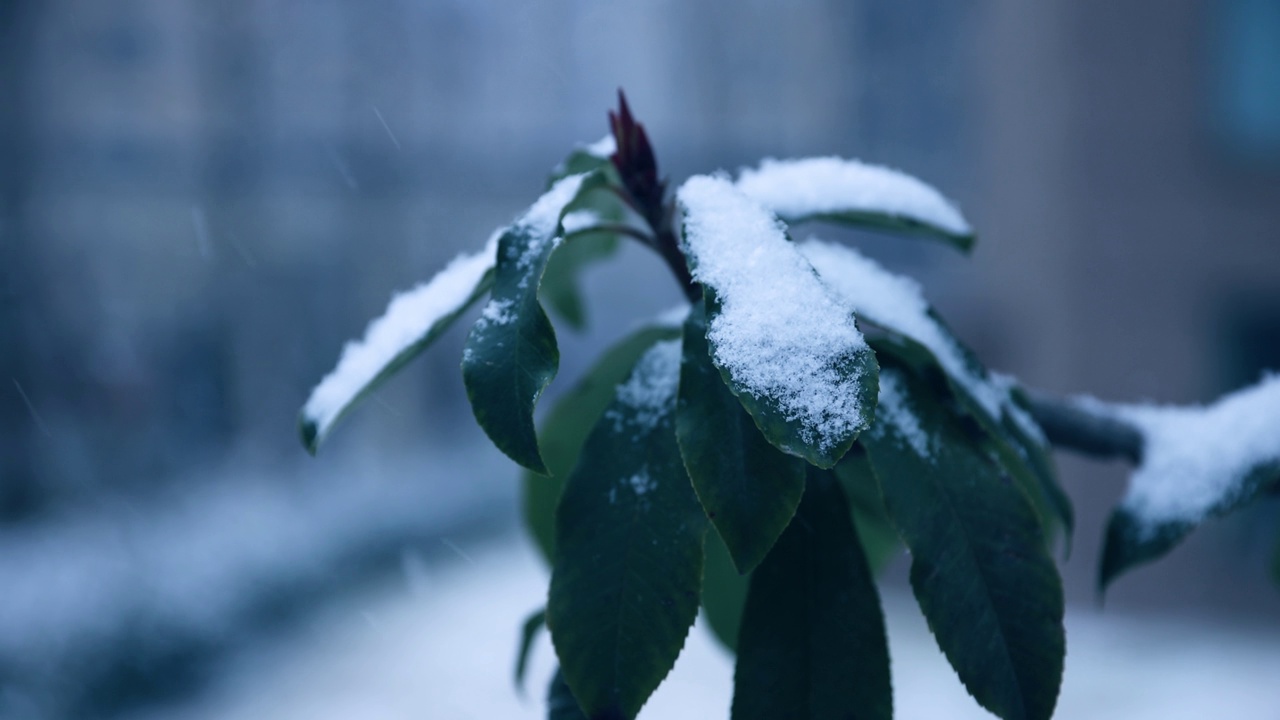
[736,157,971,237]
[799,239,1009,422]
[627,469,657,496]
[301,233,499,441]
[877,371,933,459]
[608,339,682,432]
[561,209,601,236]
[677,176,871,454]
[584,133,616,159]
[1085,376,1280,532]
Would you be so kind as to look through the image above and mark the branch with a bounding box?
[1021,389,1144,465]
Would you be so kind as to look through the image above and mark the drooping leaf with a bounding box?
[1100,461,1280,592]
[832,447,903,574]
[866,331,1070,549]
[863,365,1065,720]
[547,340,708,720]
[548,667,590,720]
[731,468,892,720]
[800,239,1072,542]
[736,157,974,251]
[515,608,547,694]
[298,240,496,454]
[678,175,879,468]
[676,299,806,574]
[522,323,682,563]
[700,531,750,653]
[462,172,607,473]
[1093,376,1280,590]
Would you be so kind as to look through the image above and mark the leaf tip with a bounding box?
[299,416,321,456]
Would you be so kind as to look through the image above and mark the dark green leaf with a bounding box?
[1099,461,1280,592]
[863,365,1064,720]
[299,253,495,454]
[515,608,547,694]
[1271,529,1280,589]
[522,324,681,563]
[700,531,749,653]
[867,331,1072,548]
[731,468,892,720]
[547,340,708,720]
[677,299,806,574]
[833,448,903,574]
[541,231,620,330]
[548,667,590,720]
[791,210,975,251]
[703,288,878,469]
[462,172,607,473]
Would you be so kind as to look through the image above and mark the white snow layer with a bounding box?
[303,174,589,444]
[735,157,972,237]
[877,370,933,459]
[677,176,871,453]
[608,339,681,433]
[583,133,616,159]
[1087,376,1280,531]
[301,234,498,442]
[799,238,1011,423]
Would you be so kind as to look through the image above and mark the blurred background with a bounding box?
[1,0,1279,718]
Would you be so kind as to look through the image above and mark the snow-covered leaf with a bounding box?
[1090,377,1280,589]
[802,239,1073,540]
[522,322,681,563]
[677,176,879,468]
[547,340,707,720]
[548,134,616,184]
[676,299,806,574]
[731,468,892,720]
[863,365,1065,720]
[462,172,608,473]
[299,236,498,454]
[736,157,974,250]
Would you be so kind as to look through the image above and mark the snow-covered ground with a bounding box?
[135,537,1280,720]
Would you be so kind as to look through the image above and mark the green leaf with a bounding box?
[832,448,903,574]
[547,340,708,720]
[703,288,878,469]
[1271,530,1280,589]
[868,331,1072,548]
[462,172,607,473]
[677,299,806,574]
[541,231,620,330]
[731,467,892,720]
[735,157,975,251]
[299,246,495,454]
[863,365,1065,720]
[700,531,750,653]
[522,323,682,563]
[549,136,617,185]
[548,667,590,720]
[515,608,547,695]
[1099,460,1280,592]
[677,176,879,469]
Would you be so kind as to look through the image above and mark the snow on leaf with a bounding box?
[299,232,498,452]
[1090,376,1280,533]
[677,175,876,465]
[736,157,973,246]
[604,339,681,434]
[799,239,1007,422]
[873,370,933,460]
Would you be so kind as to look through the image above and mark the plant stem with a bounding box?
[1020,389,1144,464]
